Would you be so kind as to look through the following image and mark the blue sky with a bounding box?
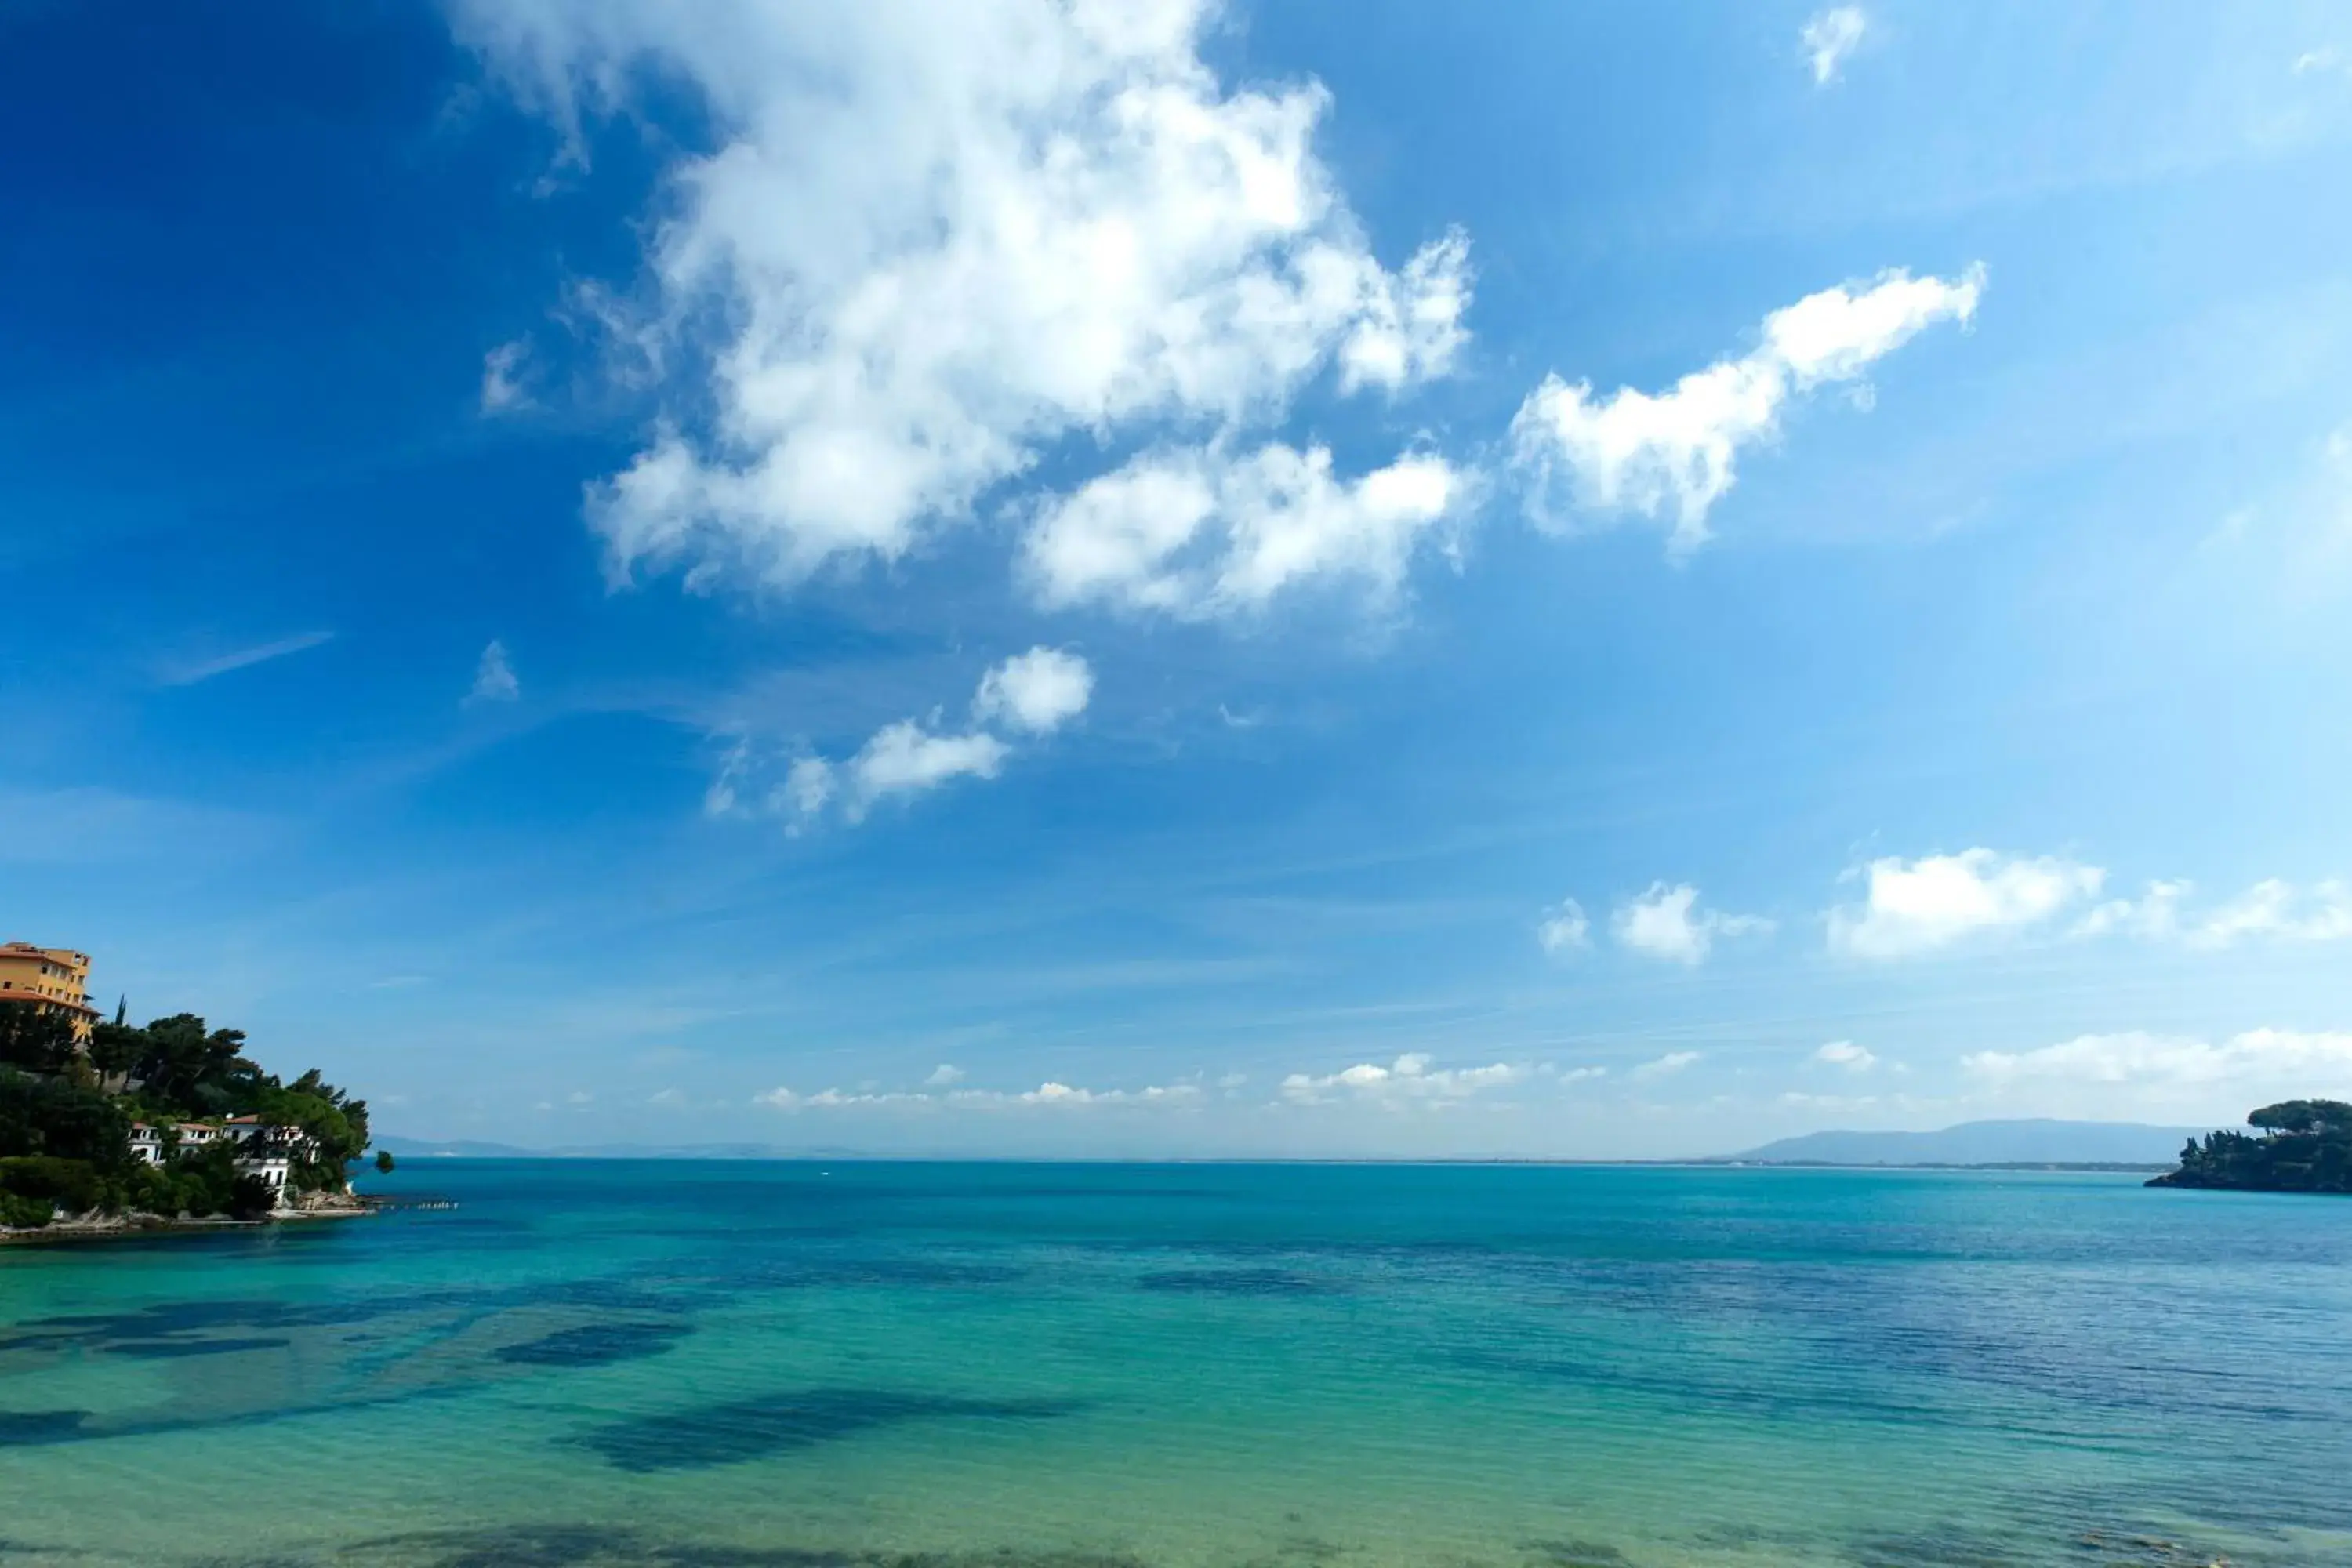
[5,1,2350,1156]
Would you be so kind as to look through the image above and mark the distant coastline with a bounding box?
[372,1135,2176,1174]
[372,1116,2211,1170]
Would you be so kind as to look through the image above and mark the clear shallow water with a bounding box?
[2,1162,2348,1568]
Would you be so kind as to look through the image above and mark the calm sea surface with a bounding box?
[2,1162,2348,1567]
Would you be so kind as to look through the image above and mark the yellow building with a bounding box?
[0,942,100,1040]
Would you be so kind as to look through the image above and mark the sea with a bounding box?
[2,1161,2348,1567]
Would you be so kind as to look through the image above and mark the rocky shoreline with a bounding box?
[0,1190,373,1245]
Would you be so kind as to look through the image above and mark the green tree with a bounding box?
[85,1020,147,1082]
[126,1014,262,1116]
[0,1155,106,1214]
[0,1007,80,1074]
[375,1149,396,1174]
[0,1070,131,1167]
[0,1191,53,1228]
[2248,1099,2350,1134]
[2153,1100,2352,1193]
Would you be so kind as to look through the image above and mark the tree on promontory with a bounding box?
[2151,1100,2352,1193]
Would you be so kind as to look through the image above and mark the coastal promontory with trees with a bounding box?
[1,998,372,1235]
[2149,1100,2352,1194]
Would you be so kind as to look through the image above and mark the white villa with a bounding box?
[127,1116,318,1203]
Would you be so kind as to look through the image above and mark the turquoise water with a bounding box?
[3,1163,2348,1567]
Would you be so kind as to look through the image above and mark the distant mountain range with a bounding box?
[1726,1119,2214,1168]
[378,1120,2216,1169]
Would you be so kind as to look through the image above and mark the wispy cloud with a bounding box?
[711,647,1092,830]
[466,640,521,705]
[1536,898,1591,955]
[2292,45,2347,80]
[1963,1029,2352,1120]
[2074,876,2350,949]
[1631,1051,1701,1080]
[159,630,335,687]
[1800,7,1867,86]
[480,339,531,413]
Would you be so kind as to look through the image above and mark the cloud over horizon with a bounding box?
[1964,1028,2352,1122]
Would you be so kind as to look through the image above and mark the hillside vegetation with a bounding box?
[0,1008,368,1228]
[2149,1101,2352,1194]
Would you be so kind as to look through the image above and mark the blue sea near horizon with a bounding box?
[3,1163,2348,1567]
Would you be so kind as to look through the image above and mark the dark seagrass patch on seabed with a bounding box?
[0,1291,440,1355]
[575,1387,1086,1472]
[257,1523,1153,1568]
[1521,1540,1630,1567]
[105,1335,293,1359]
[492,1322,688,1367]
[1133,1267,1332,1296]
[0,1410,91,1446]
[1848,1520,2263,1568]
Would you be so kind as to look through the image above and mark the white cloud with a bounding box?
[753,1067,1196,1112]
[2190,879,2352,947]
[973,646,1094,735]
[842,721,1009,819]
[1280,1053,1523,1104]
[1800,7,1867,86]
[782,755,836,818]
[2071,876,2352,950]
[1003,1080,1196,1106]
[1536,898,1591,955]
[2293,46,2347,78]
[1779,1090,1880,1112]
[2073,879,2190,941]
[753,1086,927,1110]
[1022,443,1465,619]
[724,649,1091,829]
[481,339,531,413]
[1813,1040,1876,1072]
[1631,1051,1700,1080]
[1962,1029,2352,1121]
[1828,849,2102,959]
[458,0,1472,597]
[1612,883,1773,964]
[648,1087,687,1107]
[1338,230,1472,394]
[1510,267,1981,554]
[467,640,521,704]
